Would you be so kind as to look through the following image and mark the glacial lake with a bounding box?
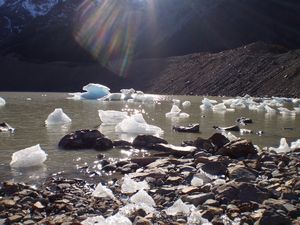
[0,92,299,184]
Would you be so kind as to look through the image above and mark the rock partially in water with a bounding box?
[213,125,240,132]
[236,117,253,125]
[173,124,200,133]
[153,144,196,157]
[208,133,230,149]
[132,135,168,149]
[0,122,15,133]
[94,137,113,151]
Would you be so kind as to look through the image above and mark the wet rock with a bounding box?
[58,129,104,150]
[133,135,168,149]
[94,137,113,151]
[153,144,196,157]
[173,124,200,133]
[255,209,291,225]
[1,181,21,195]
[182,192,214,206]
[237,117,253,125]
[0,122,14,133]
[227,164,257,181]
[193,137,214,151]
[213,125,240,132]
[201,161,227,176]
[217,139,257,159]
[208,133,230,149]
[113,140,132,149]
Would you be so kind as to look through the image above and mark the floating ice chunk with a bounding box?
[45,108,72,125]
[115,114,163,135]
[264,105,277,114]
[121,88,135,100]
[188,210,212,225]
[191,176,204,186]
[0,97,6,106]
[212,103,227,111]
[294,107,300,113]
[165,199,195,216]
[222,99,234,105]
[292,98,300,104]
[130,189,156,207]
[179,112,190,118]
[291,139,300,151]
[0,122,15,133]
[105,93,123,101]
[278,107,296,116]
[132,91,144,102]
[182,101,191,108]
[98,110,128,125]
[121,175,149,194]
[230,99,246,109]
[269,138,291,153]
[200,98,214,110]
[92,183,115,199]
[166,105,181,118]
[10,144,47,168]
[82,214,132,225]
[80,83,110,99]
[249,103,265,111]
[173,99,181,106]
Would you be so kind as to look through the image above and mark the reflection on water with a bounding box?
[0,92,299,183]
[10,165,47,184]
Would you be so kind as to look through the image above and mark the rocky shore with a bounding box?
[1,131,300,225]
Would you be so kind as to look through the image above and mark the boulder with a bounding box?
[254,209,291,225]
[227,164,258,181]
[201,161,227,176]
[193,137,214,151]
[132,135,168,149]
[113,140,132,149]
[173,124,200,133]
[58,129,104,150]
[217,139,257,158]
[208,133,230,149]
[237,117,253,125]
[213,125,240,132]
[94,137,113,151]
[182,192,214,206]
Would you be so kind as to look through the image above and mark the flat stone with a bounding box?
[182,192,214,206]
[0,199,16,208]
[132,135,168,149]
[33,201,45,209]
[201,161,227,176]
[8,215,23,223]
[181,186,200,194]
[227,165,257,181]
[217,139,257,159]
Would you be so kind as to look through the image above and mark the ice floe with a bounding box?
[0,97,6,106]
[98,110,128,125]
[115,114,163,135]
[121,175,149,194]
[200,98,214,110]
[45,108,72,125]
[10,144,47,168]
[69,83,110,100]
[269,138,291,153]
[182,101,191,108]
[92,183,115,199]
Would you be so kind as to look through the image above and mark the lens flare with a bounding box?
[74,0,145,76]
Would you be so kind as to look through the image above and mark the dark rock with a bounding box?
[94,137,113,151]
[7,214,23,223]
[113,140,132,149]
[201,161,227,176]
[131,157,162,167]
[97,153,105,159]
[1,181,21,195]
[153,143,196,157]
[208,133,230,149]
[58,129,104,150]
[201,207,224,221]
[217,139,257,159]
[182,193,214,206]
[237,117,253,125]
[173,124,200,133]
[132,135,168,149]
[193,137,214,151]
[102,164,117,172]
[227,165,257,181]
[255,209,291,225]
[213,125,240,132]
[0,122,14,132]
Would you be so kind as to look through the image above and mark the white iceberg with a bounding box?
[121,175,150,194]
[269,138,291,153]
[200,98,213,110]
[229,99,246,109]
[10,144,47,168]
[212,103,227,111]
[115,114,163,135]
[45,108,72,125]
[130,189,156,207]
[0,97,6,106]
[166,105,181,118]
[82,214,132,225]
[182,101,191,108]
[264,105,277,114]
[92,183,115,199]
[121,88,135,100]
[81,83,110,99]
[278,107,296,116]
[165,199,195,216]
[291,139,300,151]
[249,103,265,111]
[98,110,128,125]
[173,99,181,106]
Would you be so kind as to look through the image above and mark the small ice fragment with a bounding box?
[45,108,72,125]
[182,101,191,108]
[130,189,156,207]
[121,175,150,194]
[105,93,123,101]
[212,103,227,111]
[92,183,115,199]
[98,110,128,125]
[10,144,47,168]
[264,105,276,114]
[81,83,110,99]
[291,139,300,150]
[172,99,181,106]
[165,199,195,216]
[200,98,213,110]
[115,114,163,135]
[188,210,212,225]
[191,176,204,186]
[165,105,181,118]
[26,98,32,101]
[0,97,6,106]
[222,99,234,105]
[278,107,296,116]
[82,214,132,225]
[269,138,291,153]
[179,112,190,118]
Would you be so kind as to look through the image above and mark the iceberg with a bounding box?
[115,114,163,135]
[166,105,189,118]
[45,108,72,125]
[278,107,296,116]
[10,144,47,168]
[200,98,214,110]
[81,83,110,99]
[182,101,191,108]
[92,183,115,199]
[264,105,277,114]
[121,175,150,194]
[291,139,300,151]
[269,138,291,153]
[98,110,128,125]
[82,214,132,225]
[0,97,5,106]
[130,189,156,207]
[212,103,227,111]
[121,88,135,100]
[165,199,195,216]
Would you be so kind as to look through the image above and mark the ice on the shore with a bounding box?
[269,138,291,153]
[191,176,204,187]
[92,183,115,199]
[188,210,212,225]
[98,110,128,125]
[115,114,163,135]
[0,97,6,106]
[10,144,47,168]
[81,83,110,99]
[119,203,156,215]
[130,189,156,207]
[121,175,150,194]
[182,101,191,108]
[45,108,72,125]
[291,139,300,150]
[165,199,195,216]
[212,103,227,111]
[82,214,132,225]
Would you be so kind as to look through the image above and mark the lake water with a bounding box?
[0,92,299,184]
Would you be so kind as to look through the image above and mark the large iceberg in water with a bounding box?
[98,110,129,125]
[115,114,163,135]
[0,97,6,106]
[45,108,72,125]
[10,144,47,168]
[69,83,110,100]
